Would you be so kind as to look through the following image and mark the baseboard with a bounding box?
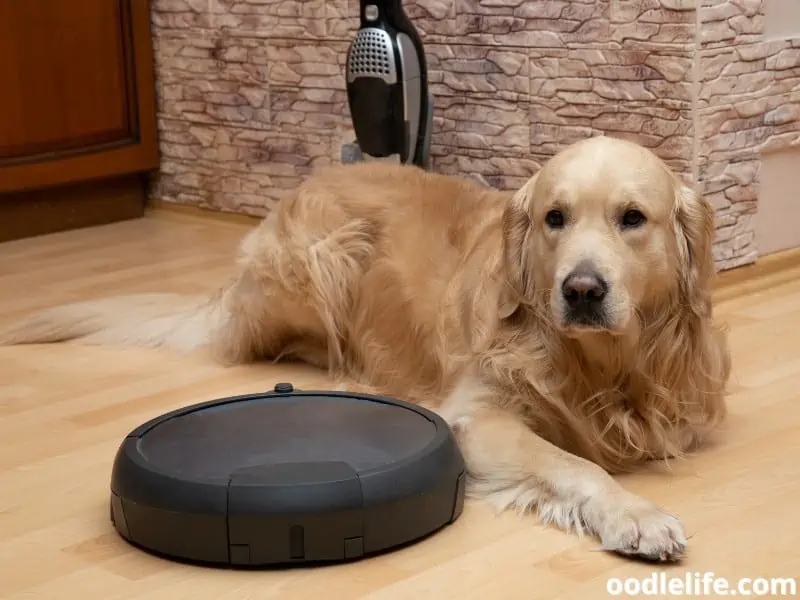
[145,198,262,227]
[0,174,146,243]
[713,247,800,301]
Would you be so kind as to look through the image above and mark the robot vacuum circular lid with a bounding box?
[109,383,466,566]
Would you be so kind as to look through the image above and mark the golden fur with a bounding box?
[0,136,731,562]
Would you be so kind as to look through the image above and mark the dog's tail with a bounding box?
[0,292,220,353]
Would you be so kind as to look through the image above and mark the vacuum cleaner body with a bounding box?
[345,1,433,167]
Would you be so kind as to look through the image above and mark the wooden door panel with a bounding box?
[0,0,158,193]
[0,0,132,162]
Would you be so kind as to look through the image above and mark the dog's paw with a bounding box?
[596,501,687,562]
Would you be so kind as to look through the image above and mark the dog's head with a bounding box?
[502,136,716,337]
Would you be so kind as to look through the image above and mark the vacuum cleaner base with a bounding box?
[342,90,434,168]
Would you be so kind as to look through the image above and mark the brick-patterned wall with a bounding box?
[698,0,800,269]
[148,0,800,271]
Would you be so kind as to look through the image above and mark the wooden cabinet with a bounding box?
[0,0,159,241]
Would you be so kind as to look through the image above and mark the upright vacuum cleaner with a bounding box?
[344,0,434,168]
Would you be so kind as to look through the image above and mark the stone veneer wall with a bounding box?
[149,0,800,270]
[698,0,800,267]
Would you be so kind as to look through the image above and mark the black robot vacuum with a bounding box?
[109,383,466,567]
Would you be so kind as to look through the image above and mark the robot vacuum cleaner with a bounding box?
[109,382,466,567]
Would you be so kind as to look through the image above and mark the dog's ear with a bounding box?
[672,179,716,316]
[501,173,539,311]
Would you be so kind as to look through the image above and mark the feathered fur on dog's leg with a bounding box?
[208,196,376,369]
[439,376,688,563]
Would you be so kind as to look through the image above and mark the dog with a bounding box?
[0,136,731,562]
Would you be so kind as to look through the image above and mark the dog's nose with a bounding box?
[562,267,607,310]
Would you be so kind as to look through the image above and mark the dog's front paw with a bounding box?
[591,497,687,562]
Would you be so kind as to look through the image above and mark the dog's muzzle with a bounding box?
[561,260,608,328]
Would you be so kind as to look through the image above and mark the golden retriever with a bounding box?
[0,136,731,562]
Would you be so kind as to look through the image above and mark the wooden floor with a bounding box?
[1,211,799,600]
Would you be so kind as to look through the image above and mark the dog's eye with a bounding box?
[545,209,564,229]
[621,209,646,228]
